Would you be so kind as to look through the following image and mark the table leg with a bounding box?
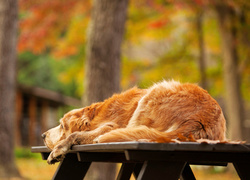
[41,152,50,160]
[53,153,91,180]
[116,163,136,180]
[137,161,186,180]
[181,163,196,180]
[233,162,250,180]
[133,163,143,178]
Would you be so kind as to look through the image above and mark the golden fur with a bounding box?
[43,80,226,164]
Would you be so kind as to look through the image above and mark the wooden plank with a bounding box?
[125,150,250,164]
[134,142,250,152]
[72,142,140,152]
[15,90,23,146]
[137,161,186,180]
[31,146,51,153]
[32,142,250,155]
[77,152,128,163]
[18,85,82,107]
[41,100,49,133]
[31,143,250,156]
[72,142,250,153]
[29,96,37,146]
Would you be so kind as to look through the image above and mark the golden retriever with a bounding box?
[42,80,226,164]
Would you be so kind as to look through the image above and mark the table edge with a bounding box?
[31,142,250,153]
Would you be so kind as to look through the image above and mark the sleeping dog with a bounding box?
[42,80,226,164]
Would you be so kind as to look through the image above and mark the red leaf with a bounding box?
[149,19,168,29]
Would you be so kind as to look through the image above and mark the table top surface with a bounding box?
[31,142,250,153]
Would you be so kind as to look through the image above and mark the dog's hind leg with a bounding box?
[94,121,210,143]
[94,125,178,143]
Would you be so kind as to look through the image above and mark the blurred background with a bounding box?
[0,0,249,179]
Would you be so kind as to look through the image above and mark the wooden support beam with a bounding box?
[137,161,186,180]
[116,163,135,180]
[41,100,49,133]
[15,90,23,146]
[181,163,196,180]
[29,96,37,146]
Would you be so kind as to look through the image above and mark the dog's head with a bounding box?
[42,103,100,149]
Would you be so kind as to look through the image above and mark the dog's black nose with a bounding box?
[41,133,46,139]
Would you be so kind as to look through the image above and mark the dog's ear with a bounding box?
[87,102,101,120]
[76,118,90,131]
[68,108,90,131]
[75,103,101,131]
[88,107,96,120]
[74,115,91,131]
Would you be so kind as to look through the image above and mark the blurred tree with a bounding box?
[0,0,20,178]
[216,2,245,140]
[196,11,207,90]
[18,0,90,54]
[84,0,129,180]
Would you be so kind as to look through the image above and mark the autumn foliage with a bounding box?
[18,0,250,98]
[19,0,91,56]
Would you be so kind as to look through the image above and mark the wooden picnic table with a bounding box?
[31,142,250,180]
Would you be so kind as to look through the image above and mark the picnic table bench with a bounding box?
[31,142,250,180]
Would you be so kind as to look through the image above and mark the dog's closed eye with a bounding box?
[84,121,90,126]
[60,124,64,129]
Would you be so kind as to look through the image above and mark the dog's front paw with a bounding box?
[47,144,69,164]
[93,135,102,143]
[93,134,112,143]
[47,150,65,165]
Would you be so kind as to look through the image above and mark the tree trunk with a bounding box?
[84,0,129,179]
[0,0,20,177]
[216,5,245,140]
[196,11,207,90]
[238,9,250,75]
